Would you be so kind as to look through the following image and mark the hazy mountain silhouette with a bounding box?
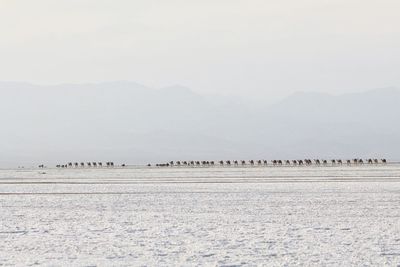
[0,81,399,167]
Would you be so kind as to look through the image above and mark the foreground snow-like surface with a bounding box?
[0,165,400,266]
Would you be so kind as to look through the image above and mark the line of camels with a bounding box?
[39,158,388,169]
[54,162,123,168]
[153,158,388,167]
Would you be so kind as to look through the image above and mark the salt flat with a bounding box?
[0,165,400,266]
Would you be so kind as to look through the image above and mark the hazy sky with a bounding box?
[0,0,399,98]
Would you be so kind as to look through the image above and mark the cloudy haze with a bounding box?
[1,1,400,167]
[1,0,399,99]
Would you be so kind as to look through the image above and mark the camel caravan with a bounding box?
[54,162,124,168]
[151,158,387,168]
[40,158,388,169]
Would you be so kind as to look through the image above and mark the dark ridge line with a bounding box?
[0,190,387,196]
[1,179,400,185]
[1,174,399,181]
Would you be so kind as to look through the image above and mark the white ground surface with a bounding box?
[0,165,400,266]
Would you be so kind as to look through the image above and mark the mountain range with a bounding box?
[1,81,399,167]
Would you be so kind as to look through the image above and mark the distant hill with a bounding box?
[0,82,399,167]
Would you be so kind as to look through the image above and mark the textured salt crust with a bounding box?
[0,166,400,266]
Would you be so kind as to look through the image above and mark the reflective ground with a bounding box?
[0,165,400,266]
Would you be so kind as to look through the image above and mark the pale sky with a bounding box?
[0,0,399,98]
